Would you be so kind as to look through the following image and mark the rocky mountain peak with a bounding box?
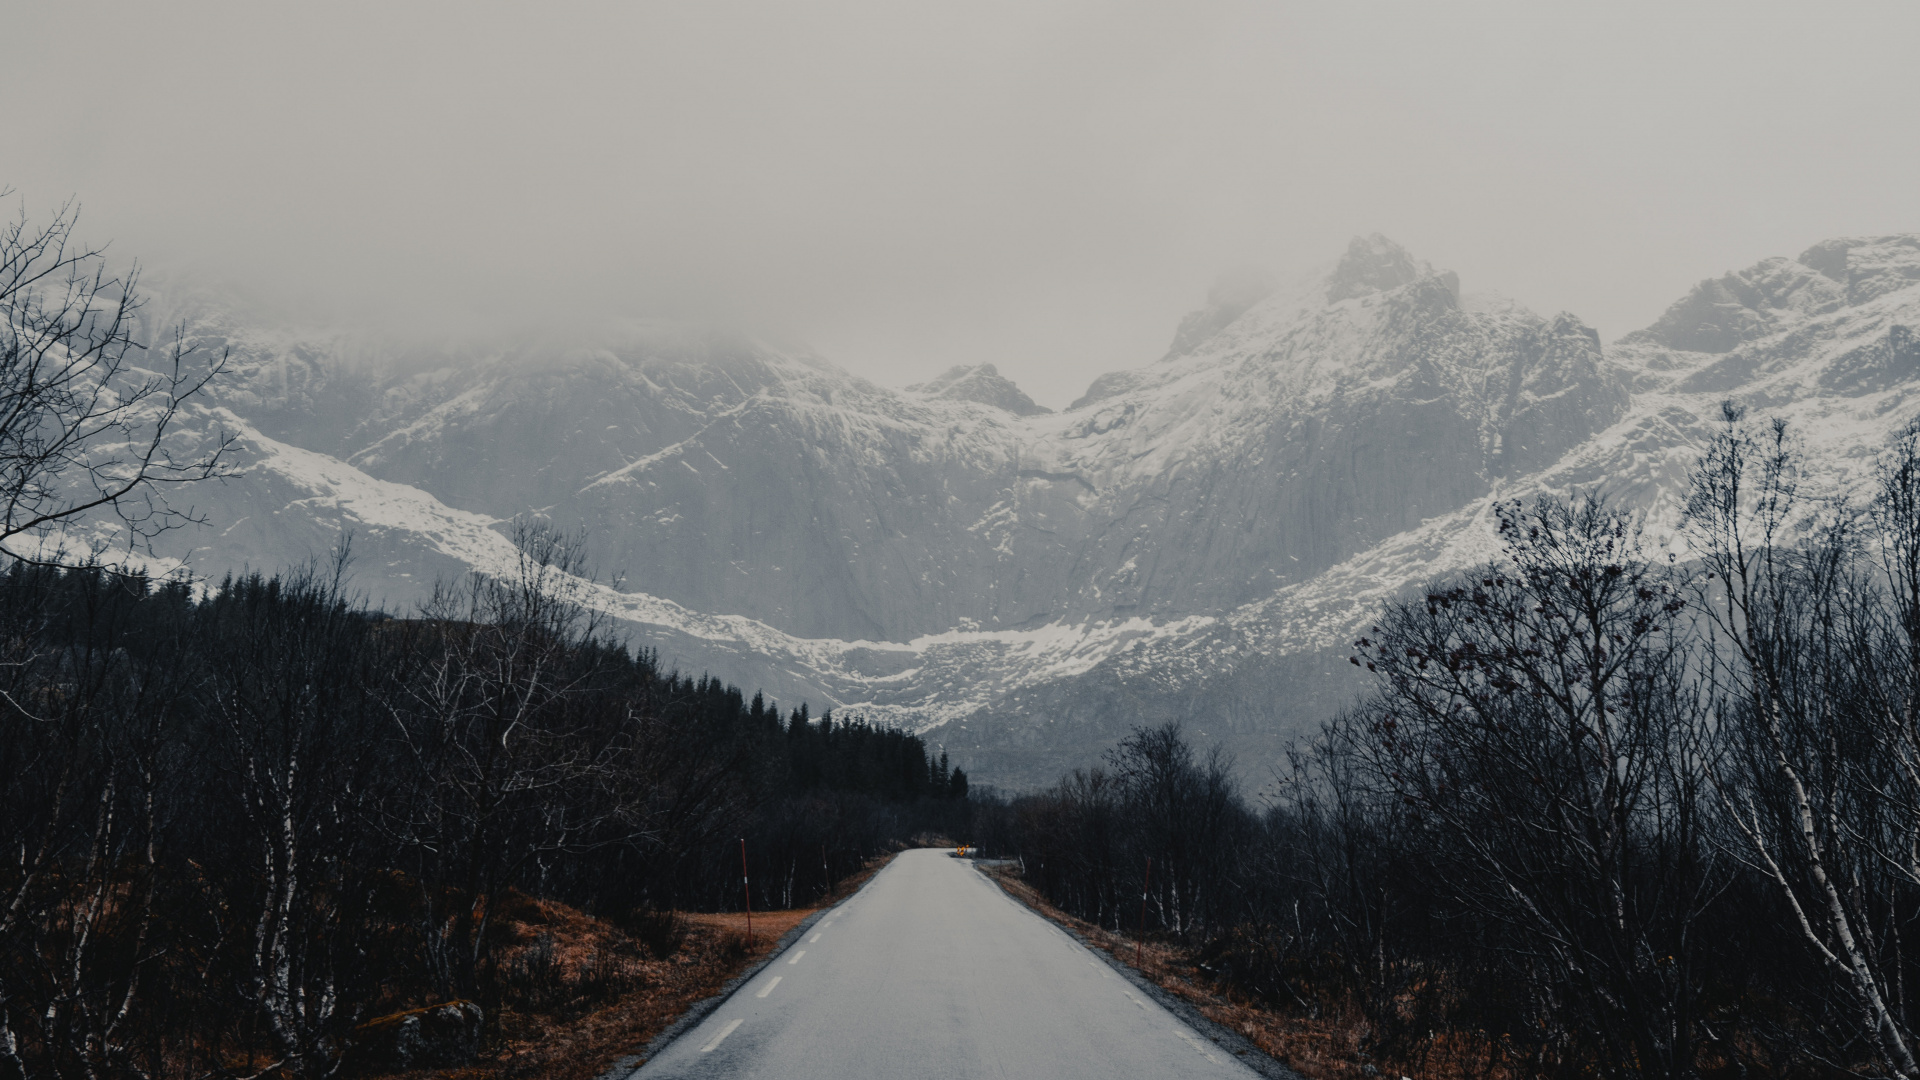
[1804,235,1920,305]
[1325,234,1432,303]
[1160,265,1274,361]
[1627,234,1920,355]
[1631,257,1845,354]
[1799,237,1858,282]
[906,363,1052,416]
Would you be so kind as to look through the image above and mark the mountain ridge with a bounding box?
[98,231,1920,785]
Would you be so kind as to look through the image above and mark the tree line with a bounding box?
[988,405,1920,1079]
[0,532,972,1080]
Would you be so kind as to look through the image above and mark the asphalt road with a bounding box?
[632,848,1264,1079]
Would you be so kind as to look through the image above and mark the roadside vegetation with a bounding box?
[0,203,971,1080]
[980,406,1920,1079]
[0,546,972,1080]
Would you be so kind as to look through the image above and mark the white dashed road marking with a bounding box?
[788,950,806,965]
[1178,1030,1224,1063]
[755,976,782,998]
[700,1019,742,1053]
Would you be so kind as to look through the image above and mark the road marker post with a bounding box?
[740,837,753,946]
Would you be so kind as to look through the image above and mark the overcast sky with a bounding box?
[7,1,1919,407]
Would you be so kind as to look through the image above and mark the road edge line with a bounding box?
[972,860,1309,1080]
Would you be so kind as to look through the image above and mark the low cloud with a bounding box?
[8,1,1919,406]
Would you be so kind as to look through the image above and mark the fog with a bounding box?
[7,1,1918,407]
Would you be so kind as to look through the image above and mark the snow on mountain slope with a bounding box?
[1209,233,1920,652]
[169,235,1631,651]
[924,234,1920,782]
[109,232,1920,785]
[130,399,1202,730]
[986,235,1628,617]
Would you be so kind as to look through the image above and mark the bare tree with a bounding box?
[1687,402,1919,1077]
[0,196,233,566]
[380,522,645,999]
[0,566,196,1080]
[201,559,388,1077]
[1355,493,1714,1080]
[1104,723,1245,939]
[1013,768,1128,928]
[1864,420,1920,894]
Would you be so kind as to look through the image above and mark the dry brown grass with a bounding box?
[676,907,811,942]
[984,867,1533,1080]
[359,854,898,1080]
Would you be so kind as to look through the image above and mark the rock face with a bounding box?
[111,233,1920,785]
[1324,233,1433,303]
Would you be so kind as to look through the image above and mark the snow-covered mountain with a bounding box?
[120,233,1920,785]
